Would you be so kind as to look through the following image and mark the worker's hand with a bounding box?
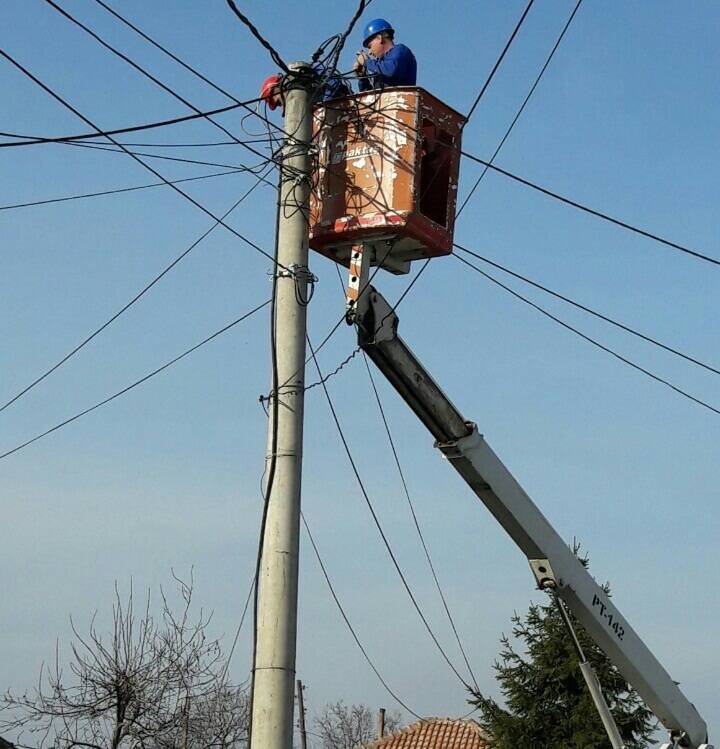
[354,51,367,72]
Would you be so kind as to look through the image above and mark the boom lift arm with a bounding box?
[354,287,711,749]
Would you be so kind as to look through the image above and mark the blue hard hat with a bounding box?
[362,18,394,47]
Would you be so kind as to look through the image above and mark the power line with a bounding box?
[270,253,432,404]
[41,0,293,176]
[88,0,313,153]
[454,253,720,417]
[0,167,271,414]
[325,0,370,72]
[300,511,423,720]
[268,235,434,411]
[464,0,536,123]
[64,140,273,181]
[77,139,273,148]
[335,256,480,697]
[0,49,280,268]
[248,173,283,746]
[460,151,720,268]
[225,0,290,73]
[0,101,252,148]
[0,300,271,462]
[261,245,400,405]
[92,0,255,106]
[454,243,720,377]
[0,167,247,212]
[260,347,363,405]
[52,11,320,721]
[362,353,481,693]
[306,335,473,692]
[219,575,255,684]
[457,0,583,217]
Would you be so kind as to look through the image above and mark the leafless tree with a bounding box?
[0,574,248,749]
[313,702,401,749]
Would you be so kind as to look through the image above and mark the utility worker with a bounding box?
[354,18,417,91]
[260,74,283,111]
[260,66,350,114]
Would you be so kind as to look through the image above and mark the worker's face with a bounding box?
[366,33,386,58]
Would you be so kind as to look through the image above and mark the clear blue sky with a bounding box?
[1,1,718,745]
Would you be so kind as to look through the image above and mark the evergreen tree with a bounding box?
[472,558,654,749]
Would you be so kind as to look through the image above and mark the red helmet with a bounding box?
[260,74,282,110]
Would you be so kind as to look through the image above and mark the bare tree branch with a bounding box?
[313,702,402,749]
[1,577,249,749]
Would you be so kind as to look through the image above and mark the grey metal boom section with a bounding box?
[356,288,709,748]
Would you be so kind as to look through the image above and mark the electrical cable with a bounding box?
[362,353,481,694]
[90,0,299,151]
[324,0,370,73]
[456,0,583,217]
[0,299,271,462]
[0,49,282,269]
[391,257,431,310]
[0,101,253,148]
[62,140,273,180]
[464,0,536,123]
[454,243,720,378]
[266,250,430,404]
[268,251,433,411]
[224,0,290,73]
[91,0,324,154]
[0,166,271,414]
[300,510,423,720]
[300,348,362,396]
[41,0,297,178]
[0,168,246,212]
[460,151,720,268]
[355,89,714,277]
[306,335,473,692]
[454,253,720,417]
[247,170,283,749]
[260,346,363,404]
[325,263,481,695]
[218,576,255,684]
[311,34,342,66]
[76,138,274,148]
[91,0,279,116]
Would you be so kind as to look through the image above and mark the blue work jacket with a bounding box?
[313,63,351,102]
[358,44,417,91]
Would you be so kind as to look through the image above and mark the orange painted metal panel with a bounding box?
[309,87,465,274]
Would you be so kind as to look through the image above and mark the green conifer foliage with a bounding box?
[472,562,654,749]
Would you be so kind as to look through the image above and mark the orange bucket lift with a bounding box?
[308,86,465,317]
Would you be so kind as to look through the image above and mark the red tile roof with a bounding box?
[363,718,491,749]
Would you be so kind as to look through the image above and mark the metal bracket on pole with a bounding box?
[345,243,372,325]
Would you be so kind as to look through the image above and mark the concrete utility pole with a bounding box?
[296,680,308,749]
[377,708,386,740]
[250,62,315,749]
